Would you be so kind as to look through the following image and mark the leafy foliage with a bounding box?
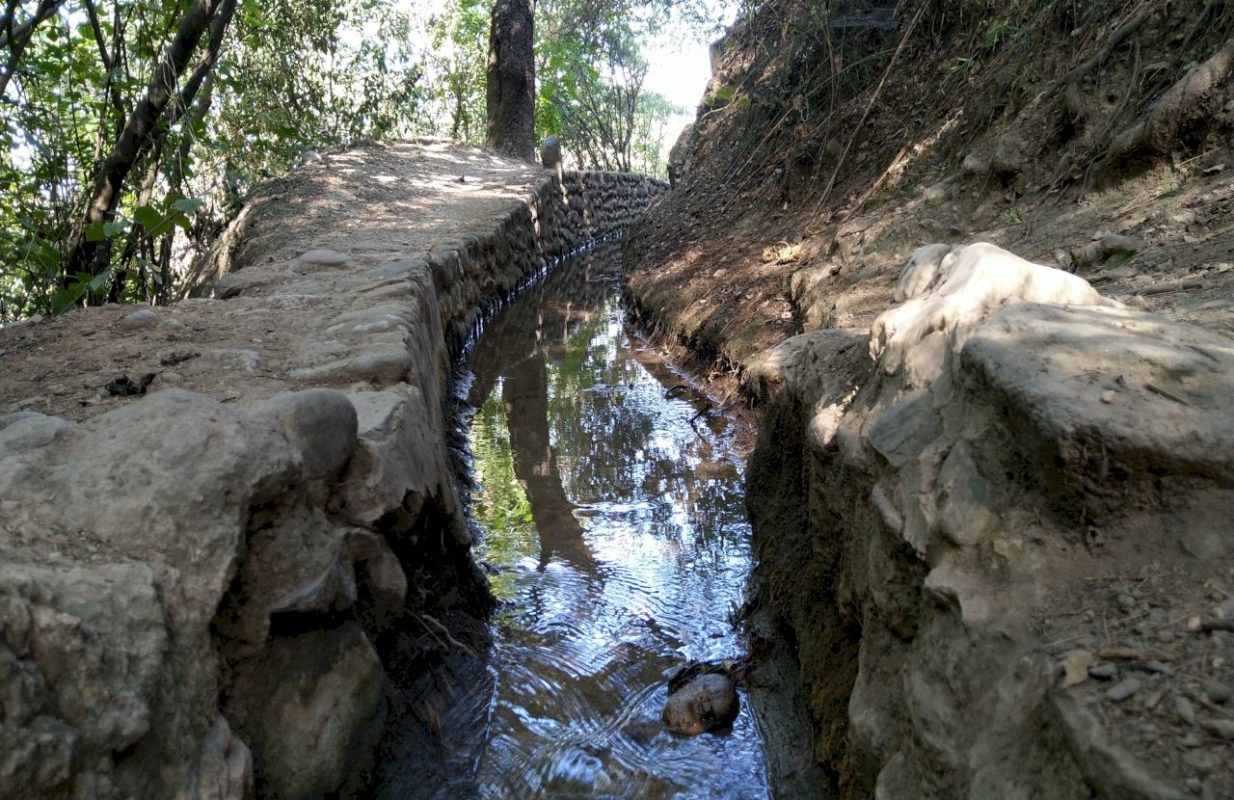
[0,0,724,323]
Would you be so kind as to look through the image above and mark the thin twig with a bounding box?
[811,0,928,225]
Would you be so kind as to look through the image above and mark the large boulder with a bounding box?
[0,388,396,799]
[748,242,1234,798]
[0,390,300,798]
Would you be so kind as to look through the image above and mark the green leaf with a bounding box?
[103,220,129,238]
[133,205,163,231]
[171,197,204,214]
[85,222,108,242]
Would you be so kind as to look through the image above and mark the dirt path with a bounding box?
[0,141,544,421]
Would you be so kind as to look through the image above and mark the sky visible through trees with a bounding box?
[0,0,734,323]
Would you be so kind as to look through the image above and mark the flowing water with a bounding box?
[449,240,770,798]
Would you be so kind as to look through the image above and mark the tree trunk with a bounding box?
[65,0,231,285]
[486,0,535,161]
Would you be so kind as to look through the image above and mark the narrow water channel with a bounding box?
[452,240,770,798]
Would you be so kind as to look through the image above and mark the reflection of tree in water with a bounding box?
[468,391,537,597]
[543,303,749,556]
[468,245,622,577]
[468,238,752,578]
[461,244,768,797]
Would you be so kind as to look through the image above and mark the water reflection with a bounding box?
[463,242,768,798]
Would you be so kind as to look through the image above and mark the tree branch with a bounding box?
[0,0,67,98]
[66,0,232,282]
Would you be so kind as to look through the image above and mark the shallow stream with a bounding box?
[452,241,770,798]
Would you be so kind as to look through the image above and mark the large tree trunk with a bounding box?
[486,0,535,162]
[65,0,232,284]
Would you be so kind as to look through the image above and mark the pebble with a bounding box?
[1118,593,1136,610]
[1157,629,1177,644]
[1176,695,1198,725]
[1204,681,1231,704]
[1186,778,1202,794]
[1101,390,1115,404]
[1089,663,1118,680]
[1184,749,1221,774]
[1201,718,1234,740]
[119,309,158,330]
[661,672,739,736]
[1106,677,1142,702]
[1182,733,1203,748]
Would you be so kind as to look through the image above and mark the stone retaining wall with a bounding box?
[0,145,665,800]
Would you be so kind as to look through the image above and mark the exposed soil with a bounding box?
[628,1,1234,374]
[625,0,1234,796]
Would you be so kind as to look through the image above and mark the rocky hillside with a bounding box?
[626,1,1234,797]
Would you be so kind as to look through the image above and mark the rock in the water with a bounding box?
[662,672,739,736]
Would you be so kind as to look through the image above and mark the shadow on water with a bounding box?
[379,240,769,799]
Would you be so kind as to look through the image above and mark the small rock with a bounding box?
[1061,650,1097,688]
[1101,390,1115,404]
[922,181,950,204]
[662,673,739,736]
[1106,677,1142,702]
[1089,663,1119,680]
[1200,718,1234,740]
[105,373,156,397]
[1182,733,1203,748]
[297,249,352,268]
[961,153,989,175]
[1184,749,1222,774]
[1203,681,1231,704]
[1158,629,1177,644]
[1189,616,1205,631]
[165,318,185,331]
[1176,695,1198,725]
[119,309,158,330]
[1186,777,1201,794]
[712,269,728,279]
[159,350,200,367]
[1118,593,1136,610]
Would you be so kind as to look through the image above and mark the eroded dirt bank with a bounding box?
[0,141,664,799]
[626,2,1234,797]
